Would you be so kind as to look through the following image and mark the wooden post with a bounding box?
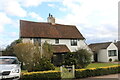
[60,66,62,72]
[60,66,63,77]
[72,65,75,77]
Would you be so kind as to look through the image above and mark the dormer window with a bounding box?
[71,39,77,46]
[55,39,59,44]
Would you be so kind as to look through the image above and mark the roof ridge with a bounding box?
[20,19,76,27]
[20,20,50,24]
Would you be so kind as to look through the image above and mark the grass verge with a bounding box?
[86,62,118,68]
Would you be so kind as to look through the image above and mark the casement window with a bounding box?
[33,38,41,45]
[55,39,59,44]
[108,50,117,57]
[71,39,77,46]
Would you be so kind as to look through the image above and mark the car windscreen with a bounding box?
[0,58,19,64]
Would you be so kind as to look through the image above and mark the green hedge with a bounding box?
[75,65,120,79]
[20,71,61,80]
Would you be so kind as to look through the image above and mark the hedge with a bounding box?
[20,70,61,80]
[75,65,120,79]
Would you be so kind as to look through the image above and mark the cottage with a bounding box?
[89,42,118,62]
[20,14,93,65]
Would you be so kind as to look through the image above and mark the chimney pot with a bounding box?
[47,14,55,24]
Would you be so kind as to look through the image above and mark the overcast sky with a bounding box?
[0,0,119,48]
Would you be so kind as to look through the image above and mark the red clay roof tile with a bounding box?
[52,45,70,53]
[20,20,85,39]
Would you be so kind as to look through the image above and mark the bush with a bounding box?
[74,49,92,68]
[13,43,41,72]
[75,65,120,79]
[21,71,61,80]
[13,42,54,72]
[32,57,55,71]
[62,52,76,66]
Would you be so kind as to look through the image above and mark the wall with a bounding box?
[41,38,92,52]
[22,38,92,52]
[41,38,93,61]
[22,38,93,61]
[22,38,33,43]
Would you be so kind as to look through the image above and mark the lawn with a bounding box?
[86,62,119,68]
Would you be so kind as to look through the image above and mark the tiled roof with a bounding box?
[89,42,112,53]
[20,20,85,39]
[52,45,70,53]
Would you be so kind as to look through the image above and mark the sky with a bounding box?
[0,0,119,48]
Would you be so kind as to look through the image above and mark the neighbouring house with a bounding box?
[89,42,118,62]
[20,14,93,66]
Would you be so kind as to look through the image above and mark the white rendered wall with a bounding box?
[22,38,93,52]
[22,38,93,61]
[41,38,93,61]
[22,38,33,43]
[41,38,92,52]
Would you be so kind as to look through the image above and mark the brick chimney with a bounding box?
[47,13,55,24]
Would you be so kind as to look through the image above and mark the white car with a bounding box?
[0,56,21,80]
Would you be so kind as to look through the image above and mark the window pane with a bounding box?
[71,39,77,46]
[108,50,117,57]
[55,39,59,44]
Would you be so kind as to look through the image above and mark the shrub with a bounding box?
[21,71,61,80]
[32,57,55,71]
[62,52,76,66]
[74,49,92,68]
[13,43,41,71]
[13,42,54,72]
[75,65,120,79]
[42,41,53,59]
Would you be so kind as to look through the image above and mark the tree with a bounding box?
[3,39,22,56]
[74,49,92,68]
[13,42,54,72]
[13,43,38,71]
[42,41,53,60]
